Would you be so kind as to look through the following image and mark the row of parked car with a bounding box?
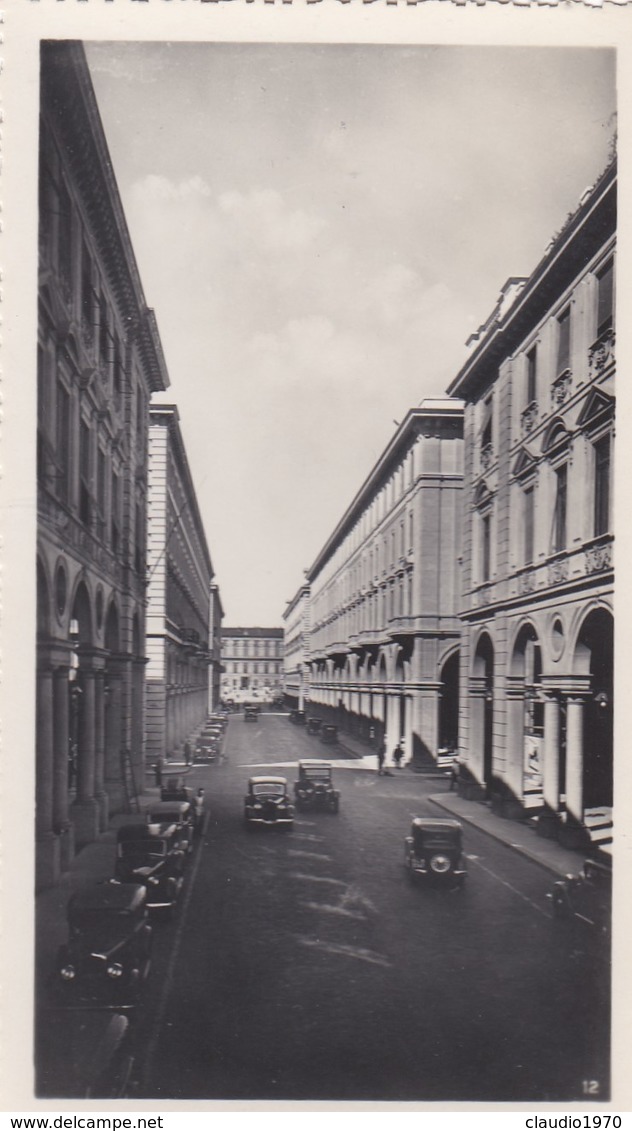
[54,775,205,1012]
[193,711,228,762]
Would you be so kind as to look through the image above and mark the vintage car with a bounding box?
[320,723,339,745]
[244,776,295,827]
[294,761,340,813]
[114,822,186,912]
[195,735,219,763]
[547,857,611,933]
[36,1007,137,1098]
[145,799,195,855]
[55,882,152,1006]
[405,818,467,887]
[244,706,259,722]
[161,776,205,835]
[289,709,306,725]
[306,717,322,735]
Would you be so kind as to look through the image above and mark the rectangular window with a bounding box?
[56,380,71,503]
[58,182,73,292]
[557,307,571,375]
[81,243,94,344]
[482,396,493,450]
[482,514,491,582]
[597,260,614,337]
[594,436,611,537]
[135,499,144,575]
[524,486,534,565]
[553,464,567,553]
[111,469,121,553]
[526,347,537,405]
[99,294,110,367]
[96,447,106,540]
[113,338,123,397]
[79,418,91,526]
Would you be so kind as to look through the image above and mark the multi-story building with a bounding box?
[208,583,225,712]
[306,399,464,764]
[283,580,311,710]
[447,160,615,849]
[36,42,169,889]
[145,405,217,762]
[221,628,284,702]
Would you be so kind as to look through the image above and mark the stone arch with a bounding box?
[104,599,120,654]
[573,606,613,810]
[439,647,460,751]
[70,579,93,647]
[37,556,51,639]
[472,632,494,792]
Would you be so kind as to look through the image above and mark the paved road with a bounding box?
[136,714,610,1103]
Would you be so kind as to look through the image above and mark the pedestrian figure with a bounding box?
[449,756,460,792]
[184,740,192,767]
[154,755,165,787]
[393,742,404,770]
[377,740,386,775]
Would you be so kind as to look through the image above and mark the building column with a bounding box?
[73,668,99,845]
[403,695,413,764]
[542,693,561,813]
[385,694,399,759]
[94,669,108,831]
[565,695,585,825]
[52,665,74,870]
[36,664,60,890]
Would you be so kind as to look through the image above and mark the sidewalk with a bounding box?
[428,790,586,878]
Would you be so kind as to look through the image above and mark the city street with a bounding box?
[134,715,610,1103]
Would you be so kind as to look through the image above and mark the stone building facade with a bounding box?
[283,581,311,710]
[208,583,225,712]
[306,399,464,765]
[221,628,284,702]
[36,42,169,889]
[447,160,615,849]
[145,405,217,762]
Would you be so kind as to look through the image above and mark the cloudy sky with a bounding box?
[85,42,615,625]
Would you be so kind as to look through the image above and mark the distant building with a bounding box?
[208,584,224,712]
[145,405,217,761]
[221,628,284,702]
[447,160,615,850]
[36,42,170,889]
[305,399,464,764]
[283,580,311,710]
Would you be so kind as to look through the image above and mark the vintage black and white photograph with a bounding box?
[5,4,628,1109]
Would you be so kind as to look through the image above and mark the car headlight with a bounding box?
[254,803,262,810]
[106,963,124,979]
[60,964,76,981]
[148,875,160,885]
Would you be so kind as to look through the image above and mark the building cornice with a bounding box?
[447,160,616,402]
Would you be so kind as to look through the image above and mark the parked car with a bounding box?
[36,1007,137,1098]
[289,709,306,725]
[114,822,186,912]
[306,717,322,735]
[294,761,340,813]
[405,818,467,887]
[547,857,611,933]
[244,706,259,722]
[320,723,338,745]
[244,776,294,827]
[145,799,195,855]
[195,735,219,763]
[161,777,205,835]
[55,883,152,1005]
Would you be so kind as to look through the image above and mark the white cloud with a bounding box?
[218,188,327,252]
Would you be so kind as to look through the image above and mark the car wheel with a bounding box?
[552,888,571,918]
